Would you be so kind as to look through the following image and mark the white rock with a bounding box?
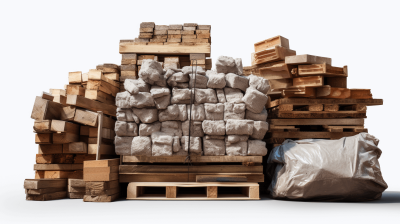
[207,73,226,89]
[225,73,249,92]
[115,121,138,137]
[242,87,268,113]
[129,92,155,108]
[247,140,268,156]
[116,108,140,123]
[150,86,170,98]
[115,136,134,156]
[215,56,238,74]
[171,88,191,104]
[226,135,249,143]
[130,79,150,92]
[194,89,218,104]
[161,121,183,137]
[182,66,206,75]
[245,107,268,121]
[204,103,224,120]
[132,108,158,123]
[181,136,202,155]
[172,136,181,153]
[124,79,139,95]
[235,58,243,76]
[116,91,131,108]
[202,120,225,135]
[167,72,189,87]
[154,94,170,110]
[226,119,254,135]
[153,73,167,87]
[138,60,163,85]
[251,121,269,140]
[131,136,152,156]
[225,141,247,156]
[186,104,206,121]
[159,104,188,122]
[224,103,246,120]
[139,122,161,136]
[182,120,204,137]
[151,132,174,156]
[224,88,244,103]
[203,138,225,156]
[248,74,270,94]
[216,89,227,103]
[189,74,208,89]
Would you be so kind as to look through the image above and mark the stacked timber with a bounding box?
[68,179,86,199]
[83,159,120,202]
[243,35,383,149]
[24,179,68,201]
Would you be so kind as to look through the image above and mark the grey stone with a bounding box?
[151,132,174,156]
[224,88,244,103]
[242,87,268,113]
[215,56,238,74]
[187,104,205,121]
[161,121,183,137]
[226,119,254,135]
[150,86,170,98]
[131,136,152,156]
[235,58,243,76]
[167,72,189,87]
[138,60,163,85]
[131,78,151,92]
[251,121,269,140]
[129,92,155,108]
[171,88,191,104]
[153,73,167,87]
[226,135,249,143]
[172,136,181,153]
[174,82,189,88]
[115,136,134,156]
[182,120,204,137]
[247,140,268,156]
[202,120,225,135]
[224,103,246,120]
[245,107,268,121]
[204,103,224,120]
[225,73,249,91]
[154,94,170,110]
[189,74,208,89]
[207,73,226,89]
[116,91,131,108]
[132,108,158,123]
[181,136,202,155]
[203,138,225,156]
[159,104,187,122]
[206,70,217,76]
[225,140,247,156]
[194,88,218,104]
[248,74,270,94]
[139,122,161,136]
[182,66,206,75]
[216,89,227,103]
[124,79,139,95]
[115,121,138,137]
[116,108,140,123]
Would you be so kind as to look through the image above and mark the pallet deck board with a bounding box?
[119,43,211,57]
[119,165,263,174]
[119,173,264,183]
[268,98,383,108]
[268,118,364,126]
[123,156,262,163]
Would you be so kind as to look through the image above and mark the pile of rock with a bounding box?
[114,56,270,157]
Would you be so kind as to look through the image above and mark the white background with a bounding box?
[0,0,399,223]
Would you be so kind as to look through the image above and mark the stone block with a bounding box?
[215,56,238,74]
[235,58,243,76]
[216,89,226,103]
[124,79,139,95]
[247,140,268,156]
[154,94,171,110]
[171,88,191,104]
[129,92,155,108]
[131,136,152,156]
[189,74,208,89]
[203,138,225,156]
[225,73,249,91]
[224,103,246,120]
[150,86,170,98]
[181,136,202,155]
[132,108,158,123]
[116,108,140,123]
[187,104,205,121]
[226,119,254,135]
[161,121,183,137]
[182,66,206,75]
[207,73,226,89]
[224,88,244,103]
[116,91,131,108]
[251,121,269,140]
[194,88,218,104]
[115,121,138,137]
[182,121,204,137]
[202,120,225,135]
[138,60,163,85]
[115,136,134,156]
[248,74,270,94]
[139,122,161,136]
[225,140,247,156]
[159,104,188,122]
[242,87,268,113]
[245,107,268,121]
[204,103,224,120]
[131,78,151,92]
[151,132,174,156]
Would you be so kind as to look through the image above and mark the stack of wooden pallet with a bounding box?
[24,179,68,201]
[83,159,120,202]
[243,35,383,149]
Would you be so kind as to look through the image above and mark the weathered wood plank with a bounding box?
[66,95,116,117]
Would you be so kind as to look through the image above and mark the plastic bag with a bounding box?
[267,133,388,201]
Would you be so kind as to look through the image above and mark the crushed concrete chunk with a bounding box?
[247,140,268,156]
[242,87,268,113]
[132,108,158,123]
[226,119,254,135]
[139,122,161,136]
[131,136,152,156]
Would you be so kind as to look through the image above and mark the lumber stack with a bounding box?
[243,35,383,149]
[24,179,68,201]
[83,159,120,202]
[68,179,86,199]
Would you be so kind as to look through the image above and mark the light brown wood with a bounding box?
[269,78,293,91]
[24,179,68,189]
[66,85,85,96]
[282,87,316,98]
[318,87,351,99]
[68,71,82,84]
[259,63,293,79]
[350,89,373,99]
[103,73,120,81]
[26,191,67,201]
[119,42,211,57]
[88,69,119,87]
[119,165,262,174]
[88,144,115,155]
[86,187,119,196]
[86,180,119,190]
[68,179,85,188]
[50,120,79,134]
[254,46,296,64]
[34,120,52,133]
[27,187,67,195]
[31,96,64,121]
[166,186,177,198]
[63,142,87,153]
[96,111,104,160]
[293,76,324,87]
[66,95,116,117]
[285,54,332,65]
[38,144,63,154]
[123,156,262,163]
[89,127,114,139]
[268,118,365,126]
[84,158,120,168]
[298,63,347,77]
[83,193,119,202]
[268,98,383,107]
[53,95,67,105]
[207,186,218,198]
[73,109,98,126]
[87,80,119,97]
[49,89,66,96]
[60,106,76,121]
[52,133,79,144]
[197,175,248,182]
[44,171,73,179]
[254,35,289,52]
[83,171,118,181]
[35,133,52,144]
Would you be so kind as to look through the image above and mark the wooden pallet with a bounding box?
[267,98,383,109]
[126,182,259,200]
[120,156,264,183]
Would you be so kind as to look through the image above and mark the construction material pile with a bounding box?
[114,56,269,157]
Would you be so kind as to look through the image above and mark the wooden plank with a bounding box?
[53,95,67,105]
[270,111,366,119]
[88,69,119,87]
[73,109,98,126]
[89,127,114,139]
[27,187,67,195]
[207,186,218,198]
[66,85,85,96]
[33,164,83,171]
[35,133,52,144]
[197,175,247,182]
[84,158,120,168]
[267,131,361,139]
[259,63,294,79]
[285,54,332,65]
[53,133,79,144]
[83,193,119,202]
[26,191,67,201]
[68,179,85,188]
[96,111,104,160]
[293,76,324,87]
[31,96,64,121]
[268,78,293,91]
[119,165,262,174]
[123,156,262,163]
[318,87,351,99]
[282,87,316,98]
[88,144,115,155]
[69,71,82,84]
[325,77,347,88]
[38,144,63,154]
[298,64,347,77]
[254,46,296,64]
[50,120,79,134]
[41,92,54,101]
[86,180,119,190]
[33,120,52,133]
[24,179,68,189]
[86,187,120,196]
[254,35,289,52]
[166,186,177,198]
[119,173,264,183]
[68,192,85,199]
[50,89,66,96]
[63,142,87,154]
[66,95,116,117]
[87,80,119,97]
[119,43,211,57]
[268,118,364,126]
[60,106,76,121]
[350,89,373,99]
[44,171,73,179]
[85,90,115,105]
[36,154,74,164]
[268,98,383,107]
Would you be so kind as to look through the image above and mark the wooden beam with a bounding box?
[85,90,115,105]
[66,95,116,117]
[197,175,248,182]
[73,109,98,126]
[33,164,83,171]
[120,174,264,183]
[119,42,211,57]
[123,156,263,163]
[31,96,64,121]
[119,165,262,174]
[268,118,364,126]
[34,120,52,133]
[24,179,68,189]
[50,120,80,134]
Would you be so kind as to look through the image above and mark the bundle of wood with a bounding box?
[68,179,86,199]
[83,159,120,202]
[24,179,68,201]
